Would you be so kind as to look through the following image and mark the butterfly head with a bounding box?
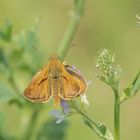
[49,53,60,61]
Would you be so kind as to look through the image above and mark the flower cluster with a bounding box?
[96,49,122,89]
[96,49,114,75]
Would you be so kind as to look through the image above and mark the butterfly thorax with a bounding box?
[48,61,61,79]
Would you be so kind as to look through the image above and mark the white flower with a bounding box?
[80,94,89,106]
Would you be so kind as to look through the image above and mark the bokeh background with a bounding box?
[0,0,140,140]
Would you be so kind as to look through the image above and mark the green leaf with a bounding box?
[8,98,26,108]
[97,123,113,140]
[132,79,140,93]
[132,70,140,86]
[0,48,8,68]
[124,70,140,98]
[0,82,16,102]
[36,119,68,140]
[97,123,107,136]
[83,118,94,130]
[131,71,140,94]
[0,20,13,42]
[10,49,23,60]
[17,63,32,72]
[124,88,131,97]
[83,118,113,140]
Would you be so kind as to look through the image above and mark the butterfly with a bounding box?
[24,54,87,106]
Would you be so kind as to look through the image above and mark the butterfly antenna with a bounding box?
[32,46,45,56]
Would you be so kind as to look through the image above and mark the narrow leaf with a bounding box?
[0,20,13,42]
[124,70,140,98]
[0,48,8,68]
[83,118,94,130]
[132,70,140,86]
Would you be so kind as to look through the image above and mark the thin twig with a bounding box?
[57,0,85,60]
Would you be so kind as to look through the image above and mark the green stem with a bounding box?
[57,0,85,60]
[21,1,85,139]
[22,1,85,140]
[73,105,107,140]
[23,108,40,140]
[113,89,120,140]
[76,107,99,128]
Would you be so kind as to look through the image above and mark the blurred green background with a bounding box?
[0,0,140,140]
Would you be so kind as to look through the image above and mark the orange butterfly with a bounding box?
[24,54,87,106]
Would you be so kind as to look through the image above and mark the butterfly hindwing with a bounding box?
[59,65,87,100]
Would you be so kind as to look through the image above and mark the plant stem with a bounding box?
[113,89,120,140]
[23,1,85,140]
[23,108,40,140]
[76,107,99,128]
[21,1,85,139]
[73,105,107,140]
[57,0,85,60]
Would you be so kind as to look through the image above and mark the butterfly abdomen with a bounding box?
[52,79,61,95]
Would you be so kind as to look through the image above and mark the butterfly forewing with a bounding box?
[24,64,52,103]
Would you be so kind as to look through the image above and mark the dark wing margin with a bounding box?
[64,65,87,84]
